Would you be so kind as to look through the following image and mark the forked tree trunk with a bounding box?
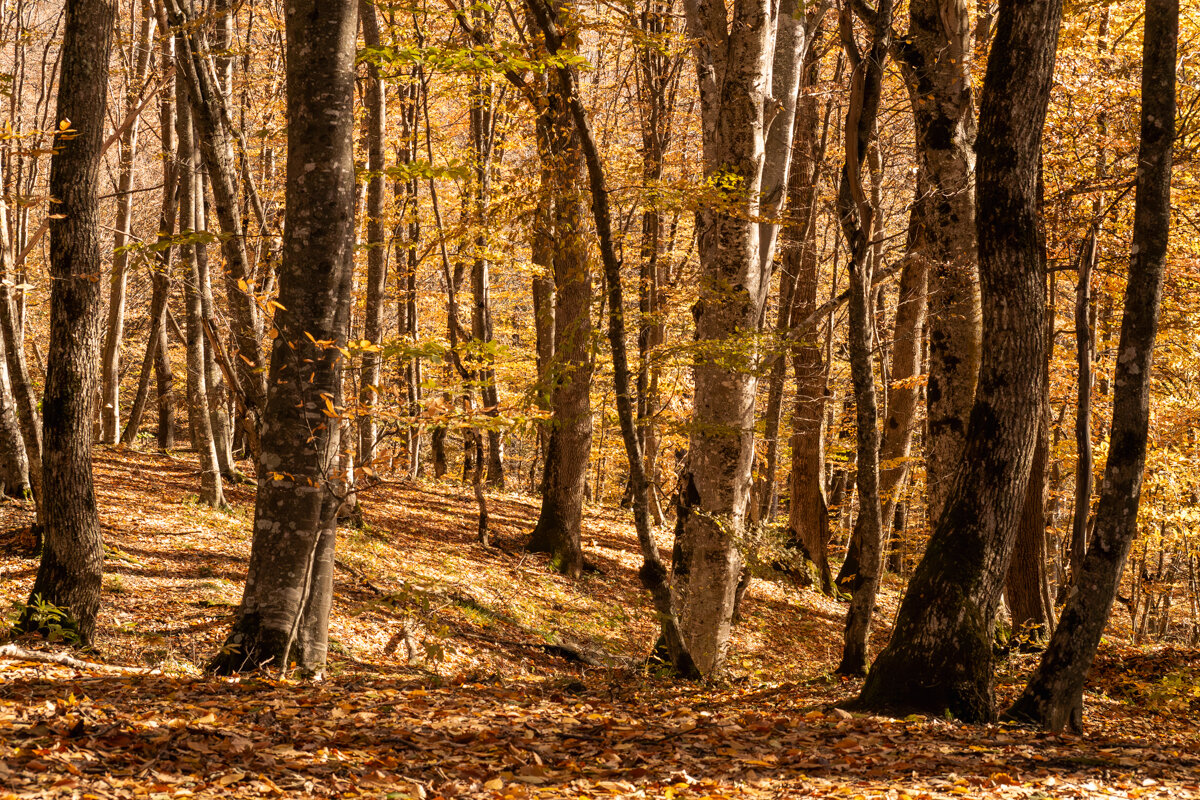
[18,0,116,647]
[211,0,357,675]
[1005,0,1176,731]
[851,0,1061,722]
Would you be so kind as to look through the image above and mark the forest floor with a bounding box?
[2,448,1199,799]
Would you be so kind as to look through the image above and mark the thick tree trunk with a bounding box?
[211,0,357,675]
[899,0,982,527]
[99,4,155,444]
[527,81,593,579]
[674,0,815,677]
[18,0,116,647]
[357,0,387,473]
[852,0,1061,722]
[1005,0,1176,731]
[177,95,225,508]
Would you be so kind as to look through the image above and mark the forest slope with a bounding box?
[1,449,1198,799]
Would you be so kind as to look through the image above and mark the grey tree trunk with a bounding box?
[99,3,155,444]
[851,0,1061,722]
[1005,0,1176,731]
[0,336,29,497]
[176,92,225,508]
[211,0,357,675]
[357,0,387,473]
[898,0,982,527]
[675,0,816,677]
[18,0,117,647]
[834,0,894,677]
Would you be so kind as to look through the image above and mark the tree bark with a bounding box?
[357,0,387,473]
[211,0,357,675]
[18,0,117,647]
[851,0,1061,722]
[897,0,982,527]
[527,68,593,578]
[176,92,225,508]
[1005,0,1176,731]
[0,335,29,497]
[1007,401,1052,644]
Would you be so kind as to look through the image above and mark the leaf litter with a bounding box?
[1,448,1198,799]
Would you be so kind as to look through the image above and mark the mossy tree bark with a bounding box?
[851,0,1061,722]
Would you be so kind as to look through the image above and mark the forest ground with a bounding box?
[1,449,1198,799]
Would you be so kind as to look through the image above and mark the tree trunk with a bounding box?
[211,0,357,675]
[18,0,116,647]
[877,180,930,536]
[0,338,29,497]
[1068,229,1096,589]
[1005,0,1176,731]
[852,0,1061,722]
[176,92,225,508]
[898,0,982,527]
[99,2,155,444]
[1007,402,1052,645]
[527,70,592,579]
[357,0,387,473]
[674,0,815,677]
[834,0,894,677]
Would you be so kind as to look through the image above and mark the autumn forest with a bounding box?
[1,0,1199,796]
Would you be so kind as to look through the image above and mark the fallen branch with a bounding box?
[0,644,144,672]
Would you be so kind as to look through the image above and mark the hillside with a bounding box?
[1,449,1198,799]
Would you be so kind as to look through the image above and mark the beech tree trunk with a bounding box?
[357,0,387,472]
[898,0,982,527]
[834,0,894,677]
[0,338,29,497]
[852,0,1061,722]
[1005,0,1176,731]
[211,0,357,675]
[674,0,815,677]
[0,197,42,512]
[18,0,116,647]
[527,68,593,578]
[176,93,225,508]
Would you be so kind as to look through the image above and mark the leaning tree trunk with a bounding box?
[99,3,155,444]
[899,0,982,527]
[1005,0,1176,731]
[851,0,1061,722]
[527,75,593,579]
[210,0,357,675]
[18,0,116,647]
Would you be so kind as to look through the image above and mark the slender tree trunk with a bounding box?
[0,336,29,497]
[1007,402,1052,645]
[99,2,155,444]
[852,0,1059,721]
[1006,0,1176,730]
[1069,230,1096,588]
[177,93,225,508]
[196,173,236,476]
[18,0,117,647]
[834,0,894,677]
[530,167,555,492]
[357,0,387,473]
[211,0,357,675]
